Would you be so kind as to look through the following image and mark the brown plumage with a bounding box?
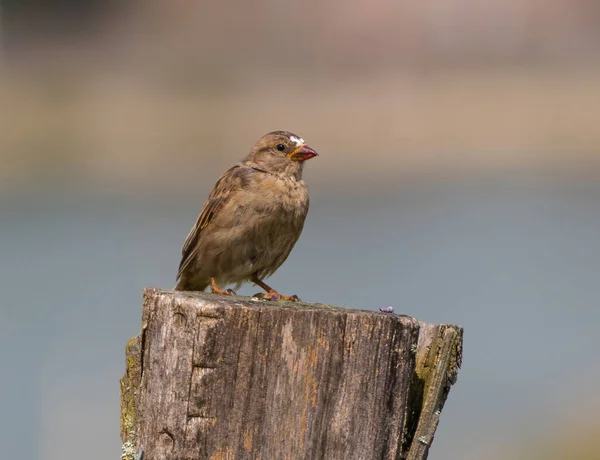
[175,131,318,301]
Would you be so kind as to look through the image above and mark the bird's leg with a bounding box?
[210,277,236,296]
[251,276,300,302]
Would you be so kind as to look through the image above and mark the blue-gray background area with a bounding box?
[2,174,599,459]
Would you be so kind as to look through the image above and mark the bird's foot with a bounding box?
[210,278,236,296]
[211,287,236,296]
[253,290,300,302]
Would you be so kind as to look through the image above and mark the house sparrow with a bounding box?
[175,131,318,301]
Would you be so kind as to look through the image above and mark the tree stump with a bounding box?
[121,288,463,460]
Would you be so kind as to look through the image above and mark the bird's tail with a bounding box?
[173,277,209,292]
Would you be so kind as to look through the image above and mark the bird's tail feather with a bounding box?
[174,277,209,292]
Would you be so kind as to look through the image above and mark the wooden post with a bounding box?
[121,288,462,460]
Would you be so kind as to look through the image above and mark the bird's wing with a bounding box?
[177,165,246,280]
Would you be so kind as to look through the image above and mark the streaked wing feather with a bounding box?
[177,165,244,279]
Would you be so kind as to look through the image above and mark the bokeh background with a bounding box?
[2,1,600,459]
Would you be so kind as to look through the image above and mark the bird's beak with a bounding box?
[288,144,318,161]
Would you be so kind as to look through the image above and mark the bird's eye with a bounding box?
[276,144,285,152]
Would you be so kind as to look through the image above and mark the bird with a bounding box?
[174,131,318,301]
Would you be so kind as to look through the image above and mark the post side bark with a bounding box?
[120,288,462,460]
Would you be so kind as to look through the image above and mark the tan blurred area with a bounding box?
[3,4,600,460]
[1,0,600,194]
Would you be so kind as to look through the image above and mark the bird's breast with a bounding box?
[253,175,309,217]
[203,174,310,282]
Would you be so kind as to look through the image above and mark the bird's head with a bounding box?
[244,131,318,179]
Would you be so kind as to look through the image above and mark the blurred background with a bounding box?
[1,0,600,459]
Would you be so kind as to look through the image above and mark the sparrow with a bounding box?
[174,131,318,301]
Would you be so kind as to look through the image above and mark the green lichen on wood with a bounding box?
[447,327,463,385]
[120,335,142,460]
[414,325,440,389]
[414,325,463,389]
[406,324,463,460]
[121,441,137,460]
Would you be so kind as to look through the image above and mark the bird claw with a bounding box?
[252,292,277,301]
[210,278,236,296]
[252,292,301,302]
[211,287,236,296]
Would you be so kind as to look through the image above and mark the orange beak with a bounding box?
[288,144,318,161]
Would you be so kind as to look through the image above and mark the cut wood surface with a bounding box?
[121,288,462,460]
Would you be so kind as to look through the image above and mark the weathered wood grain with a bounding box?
[121,288,462,460]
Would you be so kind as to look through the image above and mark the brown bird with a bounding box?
[175,131,318,301]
